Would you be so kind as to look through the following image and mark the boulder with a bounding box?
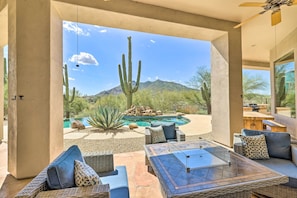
[129,123,138,130]
[71,120,85,130]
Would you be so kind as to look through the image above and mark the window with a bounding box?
[274,52,295,118]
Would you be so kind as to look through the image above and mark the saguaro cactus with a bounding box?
[118,36,141,109]
[275,76,286,107]
[63,64,76,118]
[201,81,211,114]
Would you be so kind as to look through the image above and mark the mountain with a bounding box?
[95,79,196,97]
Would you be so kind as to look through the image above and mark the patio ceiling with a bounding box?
[134,0,297,64]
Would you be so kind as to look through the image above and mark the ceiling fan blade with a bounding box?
[239,2,266,7]
[234,11,266,28]
[271,10,281,26]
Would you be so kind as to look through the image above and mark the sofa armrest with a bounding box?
[15,168,48,198]
[176,129,185,142]
[145,127,152,144]
[233,142,245,156]
[35,184,110,198]
[84,151,114,173]
[291,144,297,166]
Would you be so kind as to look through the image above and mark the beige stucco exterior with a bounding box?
[7,0,63,178]
[0,0,295,178]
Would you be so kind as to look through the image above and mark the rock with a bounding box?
[71,120,85,130]
[129,123,138,130]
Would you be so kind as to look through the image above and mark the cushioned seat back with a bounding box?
[47,145,84,190]
[151,122,176,140]
[242,129,292,160]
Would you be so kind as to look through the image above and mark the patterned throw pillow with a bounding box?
[74,160,101,187]
[148,126,166,143]
[240,134,270,160]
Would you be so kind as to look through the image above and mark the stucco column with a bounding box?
[0,47,3,142]
[211,30,243,147]
[8,0,63,179]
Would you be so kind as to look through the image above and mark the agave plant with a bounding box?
[87,106,124,130]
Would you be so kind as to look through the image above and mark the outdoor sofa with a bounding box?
[15,145,129,198]
[234,129,297,198]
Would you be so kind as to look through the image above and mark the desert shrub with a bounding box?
[87,106,124,130]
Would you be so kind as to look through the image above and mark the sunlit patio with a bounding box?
[1,0,297,197]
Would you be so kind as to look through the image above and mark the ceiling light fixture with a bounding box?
[76,6,79,67]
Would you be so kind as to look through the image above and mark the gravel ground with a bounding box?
[64,126,213,154]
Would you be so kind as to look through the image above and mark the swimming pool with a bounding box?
[64,115,190,128]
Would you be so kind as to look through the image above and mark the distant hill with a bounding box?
[94,79,196,97]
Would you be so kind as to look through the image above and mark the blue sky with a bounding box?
[63,21,213,95]
[3,21,271,95]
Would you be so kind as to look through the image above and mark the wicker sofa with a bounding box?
[234,129,297,198]
[16,145,129,198]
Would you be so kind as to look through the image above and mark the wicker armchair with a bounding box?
[144,126,185,173]
[16,151,124,198]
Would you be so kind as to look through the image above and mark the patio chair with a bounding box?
[144,123,185,173]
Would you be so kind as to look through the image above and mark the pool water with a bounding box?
[64,115,190,128]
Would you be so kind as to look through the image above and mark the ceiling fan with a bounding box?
[234,0,297,28]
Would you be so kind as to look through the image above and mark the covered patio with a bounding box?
[0,0,297,197]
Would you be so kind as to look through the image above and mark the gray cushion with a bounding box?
[147,126,166,143]
[47,145,84,189]
[255,158,297,188]
[151,122,176,140]
[242,129,291,160]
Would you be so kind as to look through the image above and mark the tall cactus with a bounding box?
[63,64,76,118]
[201,81,211,114]
[118,36,141,109]
[275,76,286,107]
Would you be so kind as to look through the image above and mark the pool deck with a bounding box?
[63,114,212,139]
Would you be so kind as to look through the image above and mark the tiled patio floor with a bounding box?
[0,142,162,198]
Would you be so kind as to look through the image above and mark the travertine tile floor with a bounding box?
[0,142,161,198]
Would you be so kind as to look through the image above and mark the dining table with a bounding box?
[243,111,274,130]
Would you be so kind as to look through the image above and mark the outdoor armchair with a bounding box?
[144,123,185,173]
[16,146,129,198]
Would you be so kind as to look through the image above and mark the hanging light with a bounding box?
[76,6,79,67]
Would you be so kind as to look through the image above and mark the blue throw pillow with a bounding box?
[151,122,176,140]
[47,145,84,189]
[242,129,291,160]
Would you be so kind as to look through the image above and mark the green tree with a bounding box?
[118,36,141,109]
[188,66,211,114]
[63,64,76,118]
[242,72,268,102]
[70,91,89,116]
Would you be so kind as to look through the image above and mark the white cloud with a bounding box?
[69,52,99,66]
[69,77,75,81]
[150,39,156,43]
[147,77,152,81]
[63,21,90,36]
[93,25,107,33]
[155,76,159,80]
